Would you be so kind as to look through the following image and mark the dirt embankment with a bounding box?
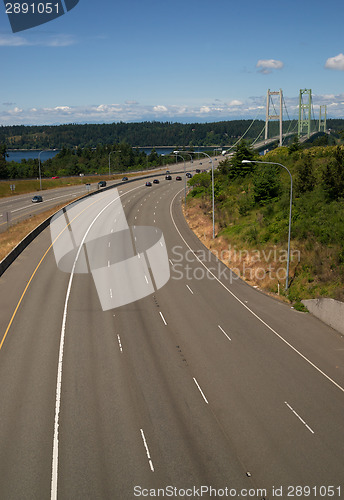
[183,198,300,301]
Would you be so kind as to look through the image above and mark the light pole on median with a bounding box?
[242,159,293,291]
[175,150,215,238]
[196,151,215,239]
[172,152,187,207]
[38,149,56,190]
[108,150,121,177]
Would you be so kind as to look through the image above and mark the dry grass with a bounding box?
[0,203,67,262]
[183,198,294,301]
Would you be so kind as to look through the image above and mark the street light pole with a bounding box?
[108,150,121,176]
[108,151,112,177]
[242,159,293,290]
[196,151,215,239]
[172,152,186,207]
[38,149,56,190]
[174,150,215,238]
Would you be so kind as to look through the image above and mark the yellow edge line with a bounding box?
[0,190,117,351]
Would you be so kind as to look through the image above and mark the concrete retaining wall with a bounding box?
[302,298,344,335]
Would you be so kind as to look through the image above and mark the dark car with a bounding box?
[176,176,182,181]
[166,170,170,174]
[122,176,128,181]
[165,175,172,180]
[186,172,192,178]
[32,195,43,203]
[153,179,160,184]
[146,181,152,186]
[195,169,201,173]
[98,181,107,187]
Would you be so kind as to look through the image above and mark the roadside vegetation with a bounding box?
[0,143,178,182]
[186,140,344,306]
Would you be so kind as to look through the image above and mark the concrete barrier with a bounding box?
[0,216,52,276]
[302,298,344,335]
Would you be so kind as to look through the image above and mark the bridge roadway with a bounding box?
[0,169,343,498]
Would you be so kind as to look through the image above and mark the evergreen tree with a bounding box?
[219,140,257,179]
[323,146,344,200]
[295,152,316,195]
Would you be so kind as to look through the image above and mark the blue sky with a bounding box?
[1,0,344,125]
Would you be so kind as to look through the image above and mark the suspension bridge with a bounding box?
[249,88,328,152]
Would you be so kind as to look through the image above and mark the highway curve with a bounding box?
[0,168,343,499]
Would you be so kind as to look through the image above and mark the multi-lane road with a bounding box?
[0,164,343,499]
[0,182,93,231]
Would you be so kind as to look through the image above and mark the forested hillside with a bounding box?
[2,119,343,149]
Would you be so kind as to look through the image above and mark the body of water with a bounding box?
[6,146,224,162]
[6,150,60,162]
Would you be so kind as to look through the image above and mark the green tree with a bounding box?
[218,140,256,179]
[323,146,344,200]
[0,144,9,179]
[295,152,316,195]
[253,165,281,205]
[288,135,302,154]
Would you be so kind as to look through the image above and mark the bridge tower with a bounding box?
[265,89,283,147]
[298,89,312,138]
[319,105,327,132]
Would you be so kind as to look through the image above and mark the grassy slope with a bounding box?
[186,145,344,306]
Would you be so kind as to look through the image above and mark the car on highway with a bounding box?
[195,169,201,173]
[165,175,172,180]
[145,181,152,186]
[32,195,43,203]
[186,172,192,178]
[153,179,160,184]
[176,176,182,181]
[51,176,59,179]
[98,181,107,187]
[122,176,128,181]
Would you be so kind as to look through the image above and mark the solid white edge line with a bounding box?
[218,324,232,341]
[193,377,209,404]
[169,189,344,396]
[140,428,155,472]
[285,401,314,434]
[50,184,143,500]
[159,311,167,325]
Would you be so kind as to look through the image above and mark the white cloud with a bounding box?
[153,105,168,112]
[0,33,76,47]
[3,92,344,125]
[0,35,29,46]
[54,106,72,112]
[325,53,344,71]
[227,99,243,107]
[200,106,211,113]
[256,59,284,74]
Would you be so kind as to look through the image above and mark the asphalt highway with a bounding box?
[0,169,343,499]
[0,162,189,232]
